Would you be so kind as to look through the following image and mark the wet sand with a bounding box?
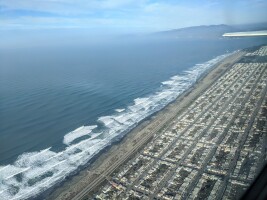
[47,50,245,200]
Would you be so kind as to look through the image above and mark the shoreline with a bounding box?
[46,50,245,200]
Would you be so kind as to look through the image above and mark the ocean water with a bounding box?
[0,37,266,199]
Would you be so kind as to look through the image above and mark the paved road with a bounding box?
[149,62,264,199]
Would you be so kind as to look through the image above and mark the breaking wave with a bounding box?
[63,125,98,145]
[0,52,233,199]
[115,108,125,113]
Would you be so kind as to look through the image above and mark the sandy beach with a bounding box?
[46,50,245,200]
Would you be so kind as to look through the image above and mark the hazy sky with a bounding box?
[0,0,267,33]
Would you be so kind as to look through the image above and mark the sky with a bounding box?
[1,0,267,34]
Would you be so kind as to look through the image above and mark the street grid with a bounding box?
[91,46,267,200]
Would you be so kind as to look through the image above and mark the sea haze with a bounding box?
[0,36,266,199]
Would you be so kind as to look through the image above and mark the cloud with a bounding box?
[0,0,145,15]
[0,0,266,32]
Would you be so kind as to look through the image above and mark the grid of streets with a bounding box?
[92,46,267,200]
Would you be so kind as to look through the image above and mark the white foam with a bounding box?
[98,116,115,127]
[0,137,108,199]
[0,52,233,200]
[0,165,10,173]
[162,80,175,85]
[0,190,6,195]
[63,125,97,145]
[5,167,31,180]
[115,108,125,112]
[134,97,150,105]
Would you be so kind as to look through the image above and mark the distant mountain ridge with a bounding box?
[152,23,267,39]
[153,24,239,39]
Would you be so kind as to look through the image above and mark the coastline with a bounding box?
[46,50,245,200]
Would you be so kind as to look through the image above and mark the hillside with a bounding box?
[153,24,239,39]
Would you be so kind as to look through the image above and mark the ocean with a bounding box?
[0,37,266,199]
